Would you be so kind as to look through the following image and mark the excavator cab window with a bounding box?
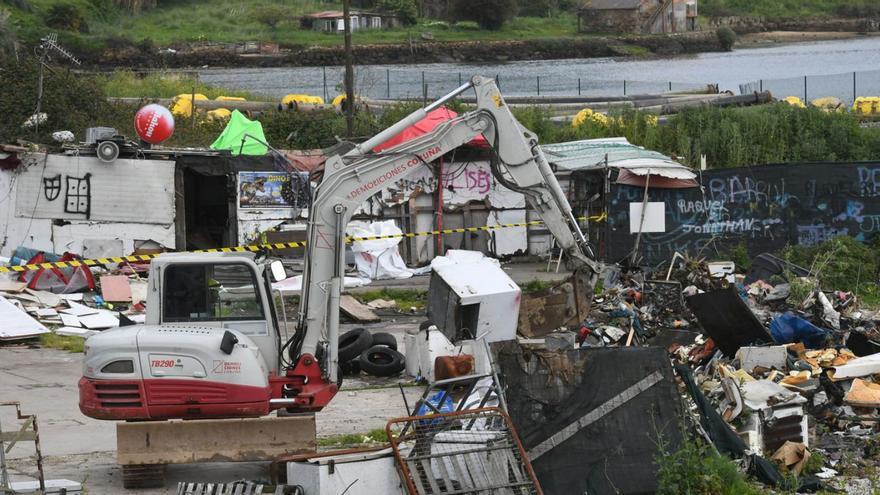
[163,263,265,322]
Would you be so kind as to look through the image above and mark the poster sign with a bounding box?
[629,202,666,233]
[238,171,310,209]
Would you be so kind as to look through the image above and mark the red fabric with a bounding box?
[373,106,488,152]
[615,168,698,189]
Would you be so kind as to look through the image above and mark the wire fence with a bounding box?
[739,68,880,105]
[200,66,880,104]
[200,66,711,101]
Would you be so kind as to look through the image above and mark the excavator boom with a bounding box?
[294,76,599,384]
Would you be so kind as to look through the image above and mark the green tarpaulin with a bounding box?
[210,110,268,155]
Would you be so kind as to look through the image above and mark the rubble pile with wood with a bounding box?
[549,252,880,492]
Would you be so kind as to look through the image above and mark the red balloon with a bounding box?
[134,104,175,144]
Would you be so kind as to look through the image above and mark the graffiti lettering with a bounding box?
[348,145,441,200]
[465,169,492,194]
[797,225,849,246]
[858,167,880,198]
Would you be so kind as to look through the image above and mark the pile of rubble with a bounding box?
[0,250,148,342]
[569,253,880,491]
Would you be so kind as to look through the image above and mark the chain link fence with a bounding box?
[200,66,711,101]
[739,69,880,105]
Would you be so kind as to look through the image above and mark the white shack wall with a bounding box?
[1,153,176,259]
[377,160,534,262]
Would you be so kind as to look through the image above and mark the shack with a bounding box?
[0,152,310,259]
[578,0,698,34]
[585,161,880,266]
[300,10,403,32]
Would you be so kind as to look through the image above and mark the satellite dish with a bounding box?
[96,140,120,163]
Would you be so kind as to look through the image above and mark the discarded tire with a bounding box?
[359,345,405,377]
[340,359,361,376]
[338,328,373,362]
[370,332,398,351]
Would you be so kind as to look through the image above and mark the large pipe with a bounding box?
[107,97,339,113]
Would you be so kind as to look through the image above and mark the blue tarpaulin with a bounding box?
[770,312,829,348]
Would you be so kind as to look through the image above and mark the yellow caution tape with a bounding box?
[0,214,606,273]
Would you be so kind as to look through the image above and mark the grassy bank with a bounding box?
[699,0,880,18]
[99,71,259,100]
[4,0,577,51]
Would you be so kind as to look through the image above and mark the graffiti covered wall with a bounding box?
[603,162,880,265]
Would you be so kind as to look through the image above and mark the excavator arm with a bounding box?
[292,76,599,383]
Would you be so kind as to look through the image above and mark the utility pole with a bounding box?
[343,0,355,137]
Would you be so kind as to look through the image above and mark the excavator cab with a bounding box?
[79,254,286,420]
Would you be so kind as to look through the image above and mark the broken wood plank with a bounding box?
[339,295,380,323]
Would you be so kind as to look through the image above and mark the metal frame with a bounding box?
[386,407,541,495]
[0,402,44,494]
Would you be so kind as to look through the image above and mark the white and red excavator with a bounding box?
[78,75,599,422]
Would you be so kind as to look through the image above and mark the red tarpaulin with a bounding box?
[373,106,488,152]
[615,168,698,189]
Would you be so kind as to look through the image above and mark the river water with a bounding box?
[199,36,880,103]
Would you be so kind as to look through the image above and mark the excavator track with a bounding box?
[122,463,166,489]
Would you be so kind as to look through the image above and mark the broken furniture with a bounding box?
[284,447,404,495]
[686,286,772,356]
[427,250,521,343]
[1,401,81,494]
[387,408,541,495]
[737,380,809,453]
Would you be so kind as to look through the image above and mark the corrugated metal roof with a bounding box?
[583,0,641,10]
[541,137,696,180]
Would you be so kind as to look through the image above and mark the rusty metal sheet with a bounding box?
[517,276,590,338]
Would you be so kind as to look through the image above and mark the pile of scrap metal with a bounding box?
[508,248,880,492]
[647,253,878,492]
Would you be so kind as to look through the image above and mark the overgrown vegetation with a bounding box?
[556,104,880,170]
[698,0,880,18]
[39,333,85,353]
[317,428,390,447]
[781,236,880,304]
[520,279,554,293]
[2,0,579,55]
[353,288,427,310]
[656,436,763,495]
[716,27,735,51]
[98,71,259,100]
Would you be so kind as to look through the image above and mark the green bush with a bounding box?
[252,5,288,30]
[660,104,872,168]
[377,0,418,25]
[45,4,87,32]
[656,437,762,495]
[716,27,736,51]
[0,57,107,144]
[780,236,880,293]
[451,0,517,30]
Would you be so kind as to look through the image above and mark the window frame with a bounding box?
[162,262,266,323]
